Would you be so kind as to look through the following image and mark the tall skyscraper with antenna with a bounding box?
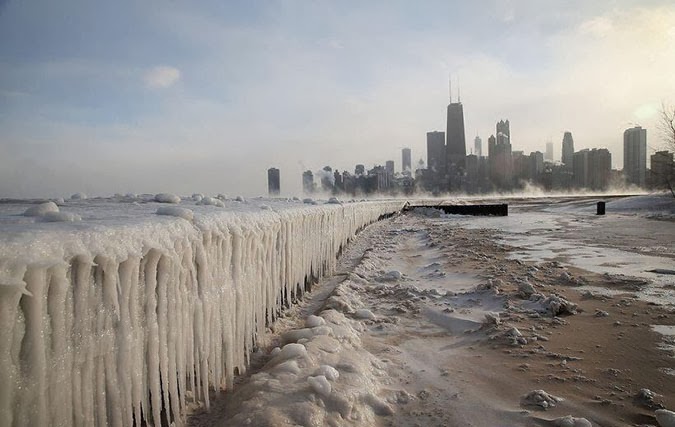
[446,76,467,169]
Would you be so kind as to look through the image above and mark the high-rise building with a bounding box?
[426,131,446,174]
[302,170,314,194]
[572,149,590,188]
[446,102,467,168]
[402,148,412,172]
[650,151,674,189]
[474,136,482,157]
[589,148,611,190]
[385,160,395,175]
[545,142,554,161]
[355,164,365,176]
[267,167,280,195]
[562,131,574,168]
[623,126,647,187]
[496,120,510,145]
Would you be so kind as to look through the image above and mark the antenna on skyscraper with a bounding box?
[457,75,461,103]
[448,73,452,103]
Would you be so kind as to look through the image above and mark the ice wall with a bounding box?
[0,200,403,426]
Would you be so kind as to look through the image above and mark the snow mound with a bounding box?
[307,375,331,397]
[303,198,317,205]
[315,365,339,381]
[70,192,87,200]
[23,202,59,217]
[191,193,204,202]
[40,211,82,222]
[234,195,245,202]
[521,389,562,409]
[326,197,342,205]
[271,343,308,364]
[553,415,592,427]
[155,206,194,221]
[354,308,376,320]
[51,197,65,205]
[656,409,675,427]
[196,196,224,207]
[154,193,181,204]
[305,315,325,328]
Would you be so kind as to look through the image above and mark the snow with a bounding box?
[154,192,181,203]
[307,375,332,396]
[155,206,194,221]
[305,315,325,328]
[23,202,59,216]
[40,211,82,222]
[0,197,403,426]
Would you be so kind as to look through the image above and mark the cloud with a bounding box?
[144,66,181,89]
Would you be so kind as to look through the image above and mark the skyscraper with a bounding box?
[474,136,482,157]
[545,141,554,161]
[402,148,412,172]
[385,160,394,175]
[302,170,314,194]
[496,120,510,145]
[562,131,574,168]
[426,131,446,174]
[446,102,467,168]
[267,167,280,195]
[623,126,647,187]
[490,120,513,189]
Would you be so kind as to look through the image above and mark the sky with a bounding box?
[1,0,675,198]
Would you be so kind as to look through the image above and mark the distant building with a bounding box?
[623,126,647,187]
[474,136,482,157]
[490,120,513,189]
[530,151,544,182]
[402,148,412,173]
[572,149,590,188]
[321,166,334,192]
[385,160,395,175]
[545,142,554,161]
[589,148,611,190]
[355,164,365,176]
[267,167,280,195]
[562,131,574,169]
[426,131,446,174]
[446,102,467,168]
[650,151,674,190]
[302,170,314,194]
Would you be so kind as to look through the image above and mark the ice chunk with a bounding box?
[305,315,325,328]
[315,365,339,381]
[40,211,82,222]
[274,343,307,362]
[23,202,59,217]
[553,416,592,427]
[521,389,562,409]
[307,375,331,397]
[156,206,194,221]
[326,197,342,205]
[656,409,675,427]
[354,309,376,320]
[154,193,181,204]
[197,196,224,207]
[379,270,402,281]
[70,192,87,200]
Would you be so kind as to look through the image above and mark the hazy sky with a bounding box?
[1,0,674,198]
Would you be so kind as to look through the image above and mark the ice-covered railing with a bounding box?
[0,198,404,426]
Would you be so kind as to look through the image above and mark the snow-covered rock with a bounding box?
[307,375,332,397]
[70,192,87,200]
[23,202,59,217]
[40,211,82,222]
[155,206,194,221]
[656,409,675,427]
[553,415,592,427]
[154,193,181,204]
[305,315,326,328]
[521,389,562,409]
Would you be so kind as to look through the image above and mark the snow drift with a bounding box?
[0,200,403,426]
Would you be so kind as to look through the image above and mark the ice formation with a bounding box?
[23,201,59,217]
[656,409,675,427]
[0,199,403,426]
[155,206,194,221]
[154,192,181,204]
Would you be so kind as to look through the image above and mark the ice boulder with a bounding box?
[154,193,181,204]
[191,193,204,202]
[156,206,194,221]
[23,202,59,217]
[521,389,562,409]
[656,409,675,427]
[51,197,65,205]
[354,308,376,320]
[315,365,340,381]
[379,270,402,281]
[40,211,82,222]
[553,415,592,427]
[197,196,224,207]
[305,315,326,328]
[70,192,87,200]
[307,375,331,397]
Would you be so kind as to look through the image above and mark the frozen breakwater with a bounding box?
[0,198,404,426]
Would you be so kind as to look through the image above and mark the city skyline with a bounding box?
[1,1,675,197]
